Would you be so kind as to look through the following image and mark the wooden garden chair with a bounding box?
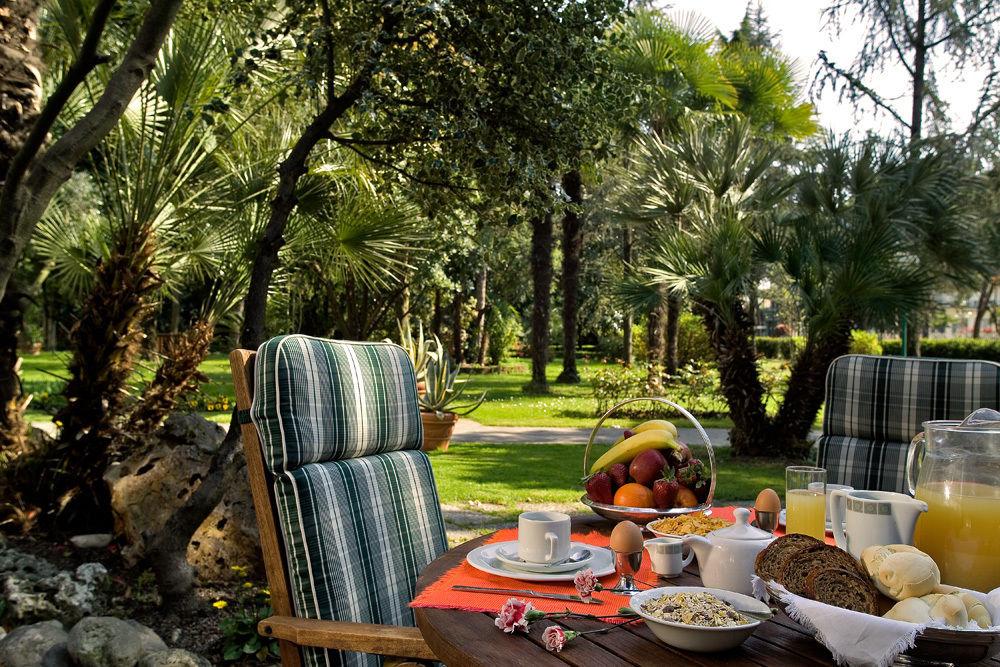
[229,335,447,666]
[817,354,1000,493]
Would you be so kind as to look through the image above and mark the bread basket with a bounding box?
[581,397,717,523]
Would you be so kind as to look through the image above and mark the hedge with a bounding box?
[756,336,805,359]
[881,338,1000,362]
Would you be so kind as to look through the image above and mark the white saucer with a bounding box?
[777,509,841,534]
[466,541,615,582]
[494,543,594,573]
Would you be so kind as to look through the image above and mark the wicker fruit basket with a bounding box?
[581,397,717,524]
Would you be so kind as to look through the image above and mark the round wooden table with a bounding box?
[414,522,1000,667]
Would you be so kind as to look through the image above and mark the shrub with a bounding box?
[217,566,280,662]
[486,303,523,366]
[677,312,714,365]
[592,361,728,418]
[849,330,883,356]
[882,338,1000,362]
[756,336,805,359]
[594,325,646,362]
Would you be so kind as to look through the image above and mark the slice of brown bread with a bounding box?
[805,567,879,615]
[754,533,824,583]
[778,544,865,596]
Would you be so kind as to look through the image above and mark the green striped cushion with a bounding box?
[251,335,423,472]
[275,450,448,667]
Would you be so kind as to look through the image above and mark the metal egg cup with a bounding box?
[582,397,718,524]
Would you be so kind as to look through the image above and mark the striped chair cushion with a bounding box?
[248,336,447,667]
[818,354,1000,491]
[251,335,423,473]
[274,450,448,667]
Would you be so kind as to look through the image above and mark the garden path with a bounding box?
[451,418,731,447]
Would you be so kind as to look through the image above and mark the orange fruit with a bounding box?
[675,486,698,508]
[613,482,655,508]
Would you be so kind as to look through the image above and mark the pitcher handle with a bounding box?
[829,489,850,553]
[906,432,925,497]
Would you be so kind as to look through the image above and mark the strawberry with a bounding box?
[676,458,709,503]
[584,471,614,505]
[607,463,628,488]
[652,467,679,509]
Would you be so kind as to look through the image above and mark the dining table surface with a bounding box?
[413,518,1000,667]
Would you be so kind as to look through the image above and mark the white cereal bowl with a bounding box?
[629,586,769,653]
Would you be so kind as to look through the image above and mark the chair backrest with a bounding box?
[817,354,1000,492]
[230,335,448,667]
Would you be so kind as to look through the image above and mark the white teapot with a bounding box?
[683,507,774,596]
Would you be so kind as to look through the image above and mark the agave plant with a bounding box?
[419,341,486,417]
[393,320,432,382]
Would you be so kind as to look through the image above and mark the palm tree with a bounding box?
[630,116,978,456]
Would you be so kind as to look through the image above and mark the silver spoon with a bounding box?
[498,548,592,567]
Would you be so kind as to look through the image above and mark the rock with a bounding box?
[137,649,211,667]
[67,617,167,667]
[104,413,226,564]
[70,534,113,549]
[0,546,107,624]
[186,465,262,582]
[0,620,70,667]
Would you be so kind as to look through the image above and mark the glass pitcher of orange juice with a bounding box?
[908,412,1000,592]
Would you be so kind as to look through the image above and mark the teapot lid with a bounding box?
[709,507,773,541]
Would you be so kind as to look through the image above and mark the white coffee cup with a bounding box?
[644,537,694,578]
[809,482,854,522]
[518,511,571,564]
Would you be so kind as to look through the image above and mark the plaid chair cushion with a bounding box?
[251,335,423,473]
[248,336,447,667]
[818,354,1000,491]
[274,450,448,667]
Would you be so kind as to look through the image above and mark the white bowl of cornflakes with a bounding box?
[646,513,731,539]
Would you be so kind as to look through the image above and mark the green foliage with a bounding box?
[676,312,714,365]
[393,320,433,382]
[217,568,279,663]
[849,330,883,356]
[486,303,523,366]
[756,337,805,360]
[419,341,486,416]
[881,338,1000,362]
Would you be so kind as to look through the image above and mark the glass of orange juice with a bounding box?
[786,466,826,540]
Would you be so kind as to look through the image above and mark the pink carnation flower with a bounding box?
[495,597,533,633]
[573,568,600,602]
[542,625,567,652]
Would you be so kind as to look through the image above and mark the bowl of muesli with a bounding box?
[629,586,770,652]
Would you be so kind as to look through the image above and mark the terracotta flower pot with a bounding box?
[421,411,458,452]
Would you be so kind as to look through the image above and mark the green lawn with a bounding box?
[427,443,802,520]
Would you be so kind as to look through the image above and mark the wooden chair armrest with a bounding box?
[258,616,436,660]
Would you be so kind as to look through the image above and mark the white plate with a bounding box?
[466,542,614,582]
[493,542,594,573]
[777,509,841,534]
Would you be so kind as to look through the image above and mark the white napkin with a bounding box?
[752,576,1000,667]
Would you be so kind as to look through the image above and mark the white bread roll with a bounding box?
[884,592,970,627]
[933,585,993,629]
[860,545,940,601]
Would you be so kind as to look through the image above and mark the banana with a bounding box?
[631,419,678,438]
[590,429,679,474]
[607,419,679,448]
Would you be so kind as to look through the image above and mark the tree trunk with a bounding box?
[527,213,554,392]
[973,277,993,338]
[0,285,27,452]
[474,267,488,365]
[647,290,666,389]
[774,325,852,449]
[0,0,184,303]
[696,300,776,457]
[398,283,411,333]
[432,289,443,338]
[557,170,583,384]
[909,0,927,143]
[451,290,464,364]
[665,293,681,376]
[622,226,633,366]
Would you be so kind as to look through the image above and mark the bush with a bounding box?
[882,338,1000,362]
[756,336,805,359]
[677,312,714,365]
[849,330,883,356]
[486,303,523,366]
[594,325,646,362]
[592,361,728,419]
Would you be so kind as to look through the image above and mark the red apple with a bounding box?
[629,449,668,486]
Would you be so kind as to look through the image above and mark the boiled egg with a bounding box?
[755,488,781,513]
[610,520,644,553]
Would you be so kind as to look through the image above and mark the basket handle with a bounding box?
[583,397,717,506]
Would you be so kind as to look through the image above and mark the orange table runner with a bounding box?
[411,505,834,620]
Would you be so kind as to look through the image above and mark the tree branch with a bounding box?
[0,0,115,205]
[329,136,475,191]
[872,0,915,77]
[817,51,910,129]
